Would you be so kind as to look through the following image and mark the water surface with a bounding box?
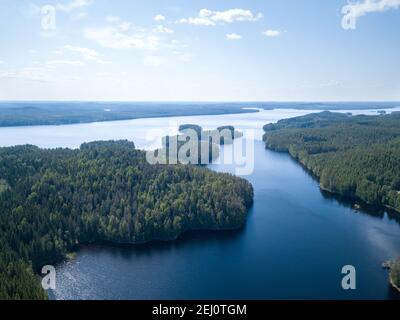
[1,106,399,299]
[49,140,400,299]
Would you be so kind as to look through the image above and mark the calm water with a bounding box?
[1,106,400,299]
[46,140,400,300]
[1,107,399,150]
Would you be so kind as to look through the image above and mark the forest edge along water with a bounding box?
[0,104,400,299]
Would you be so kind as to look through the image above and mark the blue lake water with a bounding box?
[47,140,400,300]
[1,106,399,299]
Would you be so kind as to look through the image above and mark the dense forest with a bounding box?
[0,102,257,127]
[263,111,400,212]
[0,140,253,299]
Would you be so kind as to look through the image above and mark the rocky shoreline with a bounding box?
[382,259,400,293]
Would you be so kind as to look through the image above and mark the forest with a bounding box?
[263,111,400,290]
[0,102,257,127]
[156,124,243,165]
[263,111,400,212]
[0,140,253,299]
[0,102,397,127]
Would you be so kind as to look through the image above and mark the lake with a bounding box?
[1,107,399,150]
[1,106,400,299]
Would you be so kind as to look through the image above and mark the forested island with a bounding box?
[156,124,243,165]
[0,140,253,299]
[263,111,400,291]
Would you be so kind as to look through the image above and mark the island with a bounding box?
[263,111,400,291]
[0,140,253,299]
[155,124,243,165]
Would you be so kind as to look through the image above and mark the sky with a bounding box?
[0,0,399,101]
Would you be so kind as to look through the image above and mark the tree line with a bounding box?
[0,140,253,299]
[263,111,400,212]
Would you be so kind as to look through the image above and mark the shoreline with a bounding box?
[267,146,400,215]
[266,145,400,294]
[383,260,400,293]
[0,108,259,129]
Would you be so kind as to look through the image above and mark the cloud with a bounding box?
[342,0,400,29]
[106,16,121,23]
[154,14,166,21]
[0,61,4,64]
[56,0,93,13]
[85,16,177,50]
[153,25,174,33]
[177,8,263,26]
[85,26,160,50]
[226,33,242,40]
[173,51,193,62]
[263,30,281,37]
[47,60,85,66]
[64,45,105,63]
[144,56,166,67]
[71,11,88,20]
[0,67,53,82]
[52,50,64,55]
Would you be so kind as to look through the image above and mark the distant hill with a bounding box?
[0,101,398,127]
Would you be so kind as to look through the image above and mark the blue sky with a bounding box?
[0,0,399,101]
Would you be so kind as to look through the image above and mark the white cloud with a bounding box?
[144,56,166,67]
[0,60,4,64]
[105,16,132,31]
[71,11,88,20]
[178,8,263,26]
[173,51,193,62]
[226,33,242,40]
[56,0,93,13]
[52,50,64,55]
[85,26,160,50]
[263,30,281,37]
[64,45,105,63]
[47,60,85,66]
[85,16,177,50]
[0,67,53,82]
[106,16,121,23]
[154,14,166,21]
[153,25,174,33]
[342,0,400,29]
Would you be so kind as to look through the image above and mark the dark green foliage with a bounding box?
[263,112,400,212]
[390,259,400,290]
[263,111,351,132]
[0,140,253,299]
